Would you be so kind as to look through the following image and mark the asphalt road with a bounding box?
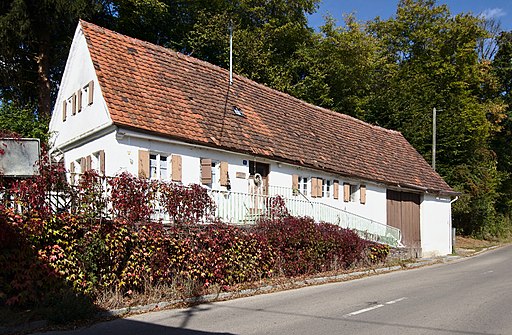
[38,245,512,335]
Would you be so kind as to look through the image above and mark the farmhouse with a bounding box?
[49,21,457,257]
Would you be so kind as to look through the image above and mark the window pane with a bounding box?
[150,154,157,178]
[160,156,168,179]
[350,184,358,202]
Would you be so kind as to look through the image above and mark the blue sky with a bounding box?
[308,0,512,32]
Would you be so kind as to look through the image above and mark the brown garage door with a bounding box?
[386,190,421,249]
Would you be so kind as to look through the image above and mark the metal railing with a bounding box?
[209,189,402,247]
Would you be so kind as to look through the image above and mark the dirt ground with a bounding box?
[454,236,502,256]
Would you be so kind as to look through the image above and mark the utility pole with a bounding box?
[432,107,436,171]
[229,22,233,86]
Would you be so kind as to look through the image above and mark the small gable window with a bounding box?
[62,80,94,122]
[62,100,68,122]
[82,81,94,106]
[87,80,94,105]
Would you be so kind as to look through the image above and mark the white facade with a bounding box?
[49,22,454,257]
[62,127,387,224]
[421,194,453,257]
[49,25,112,152]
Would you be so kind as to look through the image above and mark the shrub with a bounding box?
[158,183,216,225]
[254,217,370,276]
[108,172,157,223]
[364,242,390,264]
[143,223,275,291]
[0,159,389,312]
[71,170,108,221]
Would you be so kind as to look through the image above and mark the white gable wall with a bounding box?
[420,195,453,257]
[49,23,112,150]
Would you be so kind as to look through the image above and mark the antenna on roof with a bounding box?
[229,21,233,86]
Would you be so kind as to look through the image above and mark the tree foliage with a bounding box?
[0,0,104,118]
[358,0,509,237]
[0,103,49,142]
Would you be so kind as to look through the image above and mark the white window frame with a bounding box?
[210,160,221,190]
[325,179,331,198]
[350,184,359,202]
[150,153,169,180]
[298,176,308,196]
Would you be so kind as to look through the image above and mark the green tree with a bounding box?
[180,0,320,90]
[287,16,384,119]
[491,31,512,218]
[0,0,103,118]
[366,0,507,236]
[0,103,49,142]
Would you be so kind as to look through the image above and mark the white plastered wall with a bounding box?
[269,163,388,225]
[420,194,452,257]
[49,23,112,150]
[64,127,389,224]
[104,130,388,223]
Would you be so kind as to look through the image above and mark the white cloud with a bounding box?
[479,8,506,20]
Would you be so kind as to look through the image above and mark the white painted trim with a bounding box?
[56,123,115,151]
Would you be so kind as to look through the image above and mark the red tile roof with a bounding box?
[80,20,455,195]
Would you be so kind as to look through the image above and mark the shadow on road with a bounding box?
[35,317,236,335]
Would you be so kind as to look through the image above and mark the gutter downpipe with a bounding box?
[450,195,459,254]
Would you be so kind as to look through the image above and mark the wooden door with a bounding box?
[249,161,270,195]
[248,162,270,214]
[387,190,421,249]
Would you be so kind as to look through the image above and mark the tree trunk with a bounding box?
[35,32,52,120]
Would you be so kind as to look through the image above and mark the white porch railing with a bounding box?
[209,189,401,247]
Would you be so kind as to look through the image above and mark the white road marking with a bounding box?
[385,297,407,305]
[346,304,384,316]
[345,297,407,317]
